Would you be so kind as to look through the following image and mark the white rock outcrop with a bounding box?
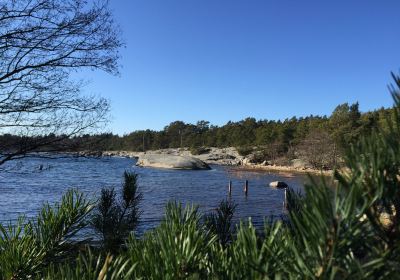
[136,154,211,170]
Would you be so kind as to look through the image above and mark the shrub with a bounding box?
[0,190,92,279]
[126,202,215,279]
[236,146,253,156]
[44,249,134,280]
[204,199,237,247]
[91,171,142,253]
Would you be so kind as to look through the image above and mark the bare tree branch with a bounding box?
[0,0,122,165]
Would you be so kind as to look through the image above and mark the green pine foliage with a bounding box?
[0,190,92,279]
[91,171,142,253]
[204,199,237,247]
[43,250,134,280]
[126,202,215,279]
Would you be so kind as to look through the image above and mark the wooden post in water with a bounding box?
[244,180,248,196]
[283,188,287,209]
[228,180,232,195]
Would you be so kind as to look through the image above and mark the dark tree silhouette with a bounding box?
[0,0,122,165]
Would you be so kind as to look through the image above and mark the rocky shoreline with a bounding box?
[95,147,331,174]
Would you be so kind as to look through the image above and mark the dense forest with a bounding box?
[0,102,394,169]
[82,102,393,168]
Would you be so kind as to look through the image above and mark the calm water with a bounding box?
[0,156,306,233]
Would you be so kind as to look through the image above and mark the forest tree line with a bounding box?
[78,102,394,169]
[0,102,394,169]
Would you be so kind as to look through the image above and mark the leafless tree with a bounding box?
[296,130,339,169]
[0,0,122,165]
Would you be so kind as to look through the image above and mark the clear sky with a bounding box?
[82,0,400,135]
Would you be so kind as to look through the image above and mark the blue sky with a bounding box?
[82,0,400,135]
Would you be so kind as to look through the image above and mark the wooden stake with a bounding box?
[244,180,248,196]
[228,180,232,195]
[283,188,287,209]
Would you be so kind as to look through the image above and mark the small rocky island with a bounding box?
[136,154,211,170]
